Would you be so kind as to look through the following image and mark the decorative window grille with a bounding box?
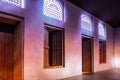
[1,0,24,8]
[43,0,63,21]
[81,15,92,31]
[98,23,105,37]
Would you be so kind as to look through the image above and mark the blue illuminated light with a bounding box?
[99,23,105,36]
[44,0,63,21]
[81,15,92,31]
[81,14,93,36]
[98,22,106,40]
[1,0,24,8]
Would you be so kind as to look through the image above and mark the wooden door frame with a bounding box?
[0,12,24,80]
[82,35,94,74]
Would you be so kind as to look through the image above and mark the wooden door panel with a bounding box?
[14,23,23,80]
[0,17,23,80]
[0,33,5,80]
[44,29,49,67]
[4,33,14,80]
[0,32,14,80]
[82,37,92,74]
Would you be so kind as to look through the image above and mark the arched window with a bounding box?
[98,23,105,37]
[98,23,106,64]
[81,15,92,35]
[44,0,63,21]
[81,15,92,31]
[1,0,24,8]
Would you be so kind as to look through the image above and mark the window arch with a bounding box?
[1,0,24,8]
[81,15,92,31]
[98,23,105,37]
[44,0,63,21]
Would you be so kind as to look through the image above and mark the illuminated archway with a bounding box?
[81,15,92,31]
[81,14,93,36]
[44,0,63,21]
[98,23,105,37]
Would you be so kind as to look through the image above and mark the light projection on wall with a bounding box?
[43,0,63,21]
[98,23,106,40]
[1,0,24,8]
[115,57,120,68]
[81,14,93,36]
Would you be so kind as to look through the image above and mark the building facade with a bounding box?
[0,0,119,80]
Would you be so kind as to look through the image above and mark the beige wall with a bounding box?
[0,0,115,80]
[93,20,115,72]
[115,28,120,68]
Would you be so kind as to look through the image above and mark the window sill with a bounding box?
[99,62,106,64]
[44,66,64,69]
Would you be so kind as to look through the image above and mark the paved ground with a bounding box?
[59,69,120,80]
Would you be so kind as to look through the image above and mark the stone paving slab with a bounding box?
[58,69,120,80]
